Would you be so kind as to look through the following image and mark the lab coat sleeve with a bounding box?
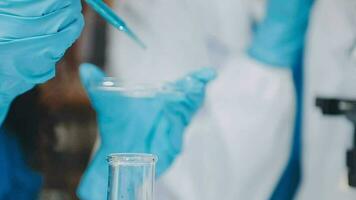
[206,54,296,199]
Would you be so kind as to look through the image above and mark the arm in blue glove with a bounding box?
[248,0,315,67]
[77,63,216,200]
[0,0,84,124]
[0,128,42,199]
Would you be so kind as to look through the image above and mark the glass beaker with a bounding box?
[107,153,157,200]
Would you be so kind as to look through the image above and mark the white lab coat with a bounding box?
[107,0,296,199]
[296,0,356,199]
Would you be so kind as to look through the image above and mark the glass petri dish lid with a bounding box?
[91,77,182,98]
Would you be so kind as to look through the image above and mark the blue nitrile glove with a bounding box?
[248,0,314,67]
[0,0,84,124]
[76,63,216,200]
[0,129,42,200]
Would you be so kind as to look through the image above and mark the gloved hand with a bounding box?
[77,63,216,200]
[248,0,314,67]
[0,0,84,124]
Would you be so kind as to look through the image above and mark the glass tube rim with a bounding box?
[107,153,158,165]
[90,77,182,98]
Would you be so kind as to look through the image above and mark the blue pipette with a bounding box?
[85,0,146,49]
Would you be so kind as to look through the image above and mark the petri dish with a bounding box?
[91,77,182,98]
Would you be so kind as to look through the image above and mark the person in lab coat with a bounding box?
[105,0,313,199]
[296,0,356,199]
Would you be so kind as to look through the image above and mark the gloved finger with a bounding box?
[0,14,84,83]
[167,70,214,110]
[79,63,135,119]
[0,0,74,17]
[77,148,109,200]
[80,64,161,126]
[145,110,168,152]
[79,63,117,116]
[0,0,83,39]
[148,116,179,177]
[163,100,194,125]
[162,111,186,155]
[188,67,217,84]
[157,69,215,125]
[79,63,106,91]
[174,67,216,94]
[156,68,215,104]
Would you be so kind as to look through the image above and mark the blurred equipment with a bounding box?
[316,98,356,187]
[107,153,157,200]
[85,0,145,48]
[76,63,215,200]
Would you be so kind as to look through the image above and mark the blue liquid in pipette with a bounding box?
[85,0,146,49]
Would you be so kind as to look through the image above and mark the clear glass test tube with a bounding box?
[107,153,157,200]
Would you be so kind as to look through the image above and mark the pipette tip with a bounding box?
[121,26,147,49]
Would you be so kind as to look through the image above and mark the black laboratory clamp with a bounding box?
[316,97,356,187]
